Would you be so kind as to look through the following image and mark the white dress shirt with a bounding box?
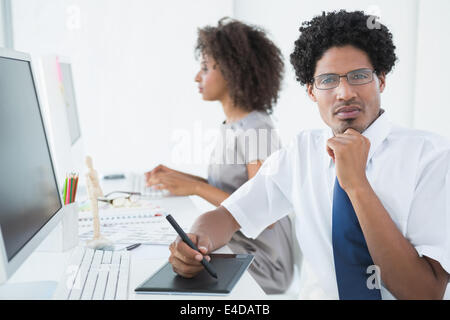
[221,111,450,299]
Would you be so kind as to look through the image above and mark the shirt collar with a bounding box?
[324,109,392,168]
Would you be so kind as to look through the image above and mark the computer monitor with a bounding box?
[37,55,85,186]
[0,48,66,285]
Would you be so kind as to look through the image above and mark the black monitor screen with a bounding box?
[0,56,61,262]
[60,63,81,145]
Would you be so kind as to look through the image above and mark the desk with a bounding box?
[5,193,267,300]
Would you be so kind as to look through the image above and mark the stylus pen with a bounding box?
[166,214,218,279]
[126,243,141,251]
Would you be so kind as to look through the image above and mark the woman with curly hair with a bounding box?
[146,18,294,294]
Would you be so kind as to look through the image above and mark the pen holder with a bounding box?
[38,202,79,252]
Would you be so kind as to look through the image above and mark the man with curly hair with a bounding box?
[168,11,450,299]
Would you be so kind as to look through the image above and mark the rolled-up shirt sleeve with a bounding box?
[221,148,294,239]
[406,149,450,275]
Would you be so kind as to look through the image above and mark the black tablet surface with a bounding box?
[135,253,254,295]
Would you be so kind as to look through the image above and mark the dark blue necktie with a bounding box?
[332,177,382,300]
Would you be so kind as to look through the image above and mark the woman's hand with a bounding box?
[145,164,199,196]
[145,164,177,185]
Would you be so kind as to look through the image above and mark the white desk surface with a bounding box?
[5,184,267,300]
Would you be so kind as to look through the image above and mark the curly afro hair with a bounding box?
[290,10,397,86]
[196,17,284,114]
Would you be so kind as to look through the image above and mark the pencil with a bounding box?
[62,176,68,204]
[73,174,79,202]
[70,175,74,204]
[66,176,71,205]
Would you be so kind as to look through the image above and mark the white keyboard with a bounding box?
[53,246,130,300]
[129,173,169,198]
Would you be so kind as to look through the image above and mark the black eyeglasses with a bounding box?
[313,68,375,90]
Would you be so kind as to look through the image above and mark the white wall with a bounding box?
[414,0,450,137]
[0,0,5,46]
[12,0,232,177]
[10,0,450,177]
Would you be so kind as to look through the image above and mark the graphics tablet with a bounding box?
[135,253,254,295]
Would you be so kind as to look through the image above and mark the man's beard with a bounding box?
[333,108,383,135]
[333,119,364,135]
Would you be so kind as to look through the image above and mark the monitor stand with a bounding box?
[0,281,57,299]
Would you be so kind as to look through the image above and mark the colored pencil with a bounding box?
[73,175,79,202]
[66,177,71,205]
[69,175,74,204]
[62,176,68,203]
